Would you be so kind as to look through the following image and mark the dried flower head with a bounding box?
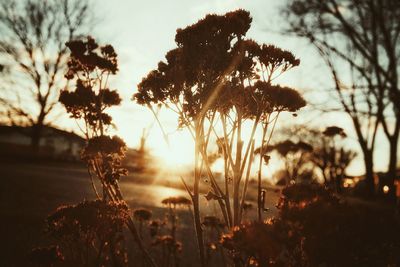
[220,221,286,265]
[65,36,118,78]
[323,126,346,138]
[60,37,121,131]
[83,135,127,157]
[46,200,129,240]
[134,9,307,147]
[133,208,152,221]
[161,196,192,207]
[148,220,162,237]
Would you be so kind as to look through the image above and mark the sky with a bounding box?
[56,0,394,176]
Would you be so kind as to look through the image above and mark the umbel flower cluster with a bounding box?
[135,10,305,122]
[60,36,121,135]
[134,9,306,266]
[57,37,156,266]
[59,37,127,191]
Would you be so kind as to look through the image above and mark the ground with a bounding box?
[0,159,280,266]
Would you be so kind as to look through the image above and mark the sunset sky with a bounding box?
[56,0,392,176]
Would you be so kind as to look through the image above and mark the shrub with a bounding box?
[221,184,400,266]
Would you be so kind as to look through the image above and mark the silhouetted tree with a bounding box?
[258,140,314,185]
[0,0,92,150]
[275,125,356,191]
[283,0,400,199]
[313,126,357,192]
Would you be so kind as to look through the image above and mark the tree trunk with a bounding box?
[386,135,398,204]
[364,150,375,198]
[335,168,343,194]
[30,123,44,152]
[31,111,46,152]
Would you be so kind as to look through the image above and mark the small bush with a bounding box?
[222,184,400,266]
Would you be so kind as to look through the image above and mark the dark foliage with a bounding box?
[28,246,64,266]
[59,37,129,187]
[134,208,153,222]
[258,140,313,157]
[222,184,400,266]
[46,200,129,266]
[47,200,129,241]
[221,220,298,266]
[83,135,126,157]
[257,140,314,185]
[152,235,183,253]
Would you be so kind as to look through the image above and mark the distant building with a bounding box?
[0,125,85,160]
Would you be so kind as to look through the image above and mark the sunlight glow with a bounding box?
[151,185,188,207]
[126,107,280,181]
[150,130,195,170]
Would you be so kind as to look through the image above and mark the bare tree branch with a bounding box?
[0,0,93,148]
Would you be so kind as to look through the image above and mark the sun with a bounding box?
[149,130,195,170]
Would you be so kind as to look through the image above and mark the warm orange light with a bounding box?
[383,185,389,194]
[343,179,354,188]
[154,134,194,170]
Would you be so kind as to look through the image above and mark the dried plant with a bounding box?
[221,183,400,266]
[134,10,306,265]
[149,196,192,267]
[58,36,157,266]
[45,200,129,266]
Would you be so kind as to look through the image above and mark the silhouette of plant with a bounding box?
[312,126,356,192]
[134,10,306,265]
[277,184,400,266]
[134,208,153,239]
[151,235,182,267]
[323,126,346,138]
[271,125,356,191]
[221,183,400,266]
[257,140,314,185]
[150,196,191,267]
[202,216,226,265]
[45,200,129,266]
[149,219,163,238]
[220,220,298,266]
[57,36,157,266]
